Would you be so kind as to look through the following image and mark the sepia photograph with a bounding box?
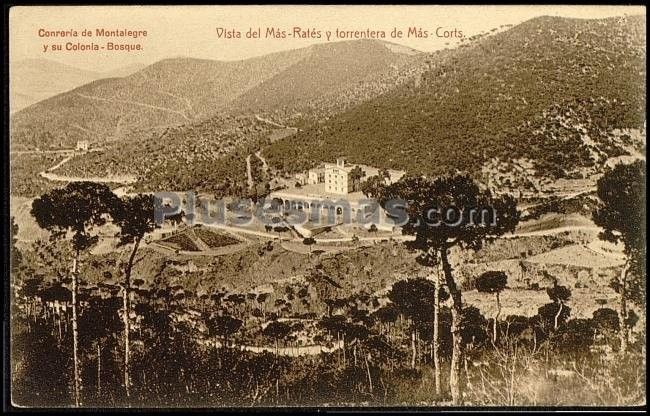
[6,4,647,409]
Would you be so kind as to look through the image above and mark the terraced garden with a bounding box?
[194,227,242,248]
[158,233,200,252]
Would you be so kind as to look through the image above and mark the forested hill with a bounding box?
[227,40,424,118]
[264,15,646,180]
[10,40,422,150]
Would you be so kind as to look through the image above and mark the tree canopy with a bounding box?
[111,194,157,246]
[593,160,646,305]
[475,271,508,294]
[379,174,519,256]
[31,182,116,251]
[388,278,449,324]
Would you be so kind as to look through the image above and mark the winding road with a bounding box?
[245,116,291,190]
[255,150,268,173]
[76,92,191,121]
[254,114,286,128]
[202,338,344,357]
[29,111,622,256]
[37,148,137,184]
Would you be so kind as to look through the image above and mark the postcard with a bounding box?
[8,5,646,408]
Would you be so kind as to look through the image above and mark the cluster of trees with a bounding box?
[48,116,271,197]
[12,249,630,406]
[264,16,645,182]
[592,160,646,353]
[28,182,156,404]
[11,159,645,406]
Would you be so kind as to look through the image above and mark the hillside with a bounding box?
[9,59,149,114]
[53,114,270,195]
[228,40,426,119]
[264,15,646,184]
[10,40,422,151]
[9,51,304,150]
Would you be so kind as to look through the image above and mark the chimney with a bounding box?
[336,158,345,168]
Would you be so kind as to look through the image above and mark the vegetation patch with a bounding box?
[194,227,241,248]
[158,233,200,252]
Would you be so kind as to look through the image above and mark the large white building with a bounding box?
[76,140,89,151]
[307,158,404,195]
[324,158,353,194]
[271,159,406,233]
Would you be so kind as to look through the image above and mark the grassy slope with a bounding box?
[10,51,311,149]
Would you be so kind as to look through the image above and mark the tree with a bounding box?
[475,271,508,343]
[307,268,341,317]
[380,174,519,404]
[546,282,571,330]
[208,314,243,348]
[303,237,316,258]
[372,304,399,336]
[360,175,385,199]
[39,283,71,341]
[430,266,445,396]
[110,194,157,397]
[31,182,116,406]
[388,278,447,370]
[10,217,22,274]
[317,315,348,366]
[167,210,185,231]
[262,321,292,355]
[272,225,290,239]
[205,313,243,372]
[349,166,366,192]
[379,168,391,184]
[592,307,620,342]
[256,293,270,319]
[593,160,645,353]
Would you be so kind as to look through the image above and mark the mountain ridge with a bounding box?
[10,58,147,113]
[263,14,646,185]
[10,39,422,150]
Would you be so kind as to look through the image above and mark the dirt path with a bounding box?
[502,225,601,239]
[38,149,137,184]
[244,117,297,188]
[585,239,625,260]
[71,123,101,136]
[246,154,254,190]
[202,338,344,357]
[161,90,194,117]
[11,149,75,155]
[255,150,268,173]
[149,240,250,257]
[40,170,137,184]
[255,114,286,129]
[76,92,190,121]
[281,241,361,256]
[201,222,288,241]
[521,188,596,211]
[45,154,74,172]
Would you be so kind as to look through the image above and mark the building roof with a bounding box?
[310,161,405,178]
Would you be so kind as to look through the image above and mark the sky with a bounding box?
[10,5,646,72]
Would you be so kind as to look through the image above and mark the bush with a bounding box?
[550,318,596,353]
